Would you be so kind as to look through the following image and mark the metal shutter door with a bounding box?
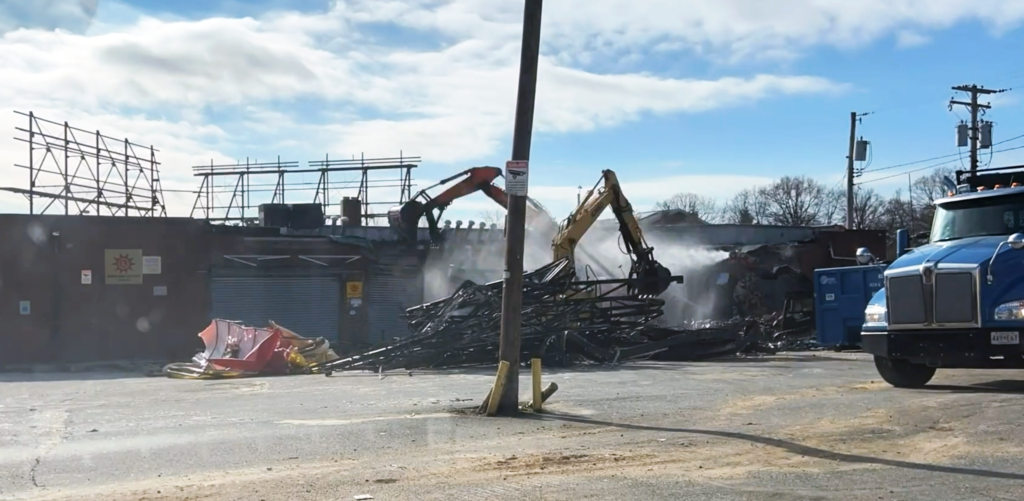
[367,266,423,344]
[210,276,341,342]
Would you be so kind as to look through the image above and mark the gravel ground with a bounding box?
[2,352,1024,500]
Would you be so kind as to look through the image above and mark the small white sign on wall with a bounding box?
[143,256,162,274]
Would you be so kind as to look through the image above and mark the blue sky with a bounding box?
[1,0,1023,223]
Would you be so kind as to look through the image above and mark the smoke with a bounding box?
[574,229,729,323]
[647,240,731,325]
[420,213,559,302]
[420,213,733,326]
[423,257,450,303]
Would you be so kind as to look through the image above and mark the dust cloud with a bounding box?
[422,216,731,325]
[421,206,560,303]
[573,229,729,324]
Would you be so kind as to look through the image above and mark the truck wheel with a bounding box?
[873,356,936,388]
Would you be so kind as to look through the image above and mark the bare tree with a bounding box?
[910,167,955,233]
[653,192,722,223]
[723,188,769,224]
[819,187,846,226]
[844,186,887,230]
[881,188,915,234]
[477,209,506,228]
[758,176,834,226]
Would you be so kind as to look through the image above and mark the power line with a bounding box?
[857,161,957,185]
[995,133,1024,146]
[861,151,963,173]
[856,144,1024,186]
[861,132,1024,174]
[993,144,1024,155]
[831,172,846,191]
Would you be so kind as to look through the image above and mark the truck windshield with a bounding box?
[931,193,1024,242]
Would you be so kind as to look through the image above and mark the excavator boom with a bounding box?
[388,166,552,241]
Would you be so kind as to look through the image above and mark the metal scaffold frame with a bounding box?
[189,153,419,224]
[2,111,167,217]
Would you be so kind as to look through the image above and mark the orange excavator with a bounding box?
[387,166,550,242]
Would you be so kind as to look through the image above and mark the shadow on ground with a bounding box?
[921,379,1024,395]
[363,352,862,377]
[527,412,1024,481]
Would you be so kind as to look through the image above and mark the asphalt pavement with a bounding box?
[2,353,1024,500]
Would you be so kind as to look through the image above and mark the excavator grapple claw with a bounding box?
[632,261,676,297]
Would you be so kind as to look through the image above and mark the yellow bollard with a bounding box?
[531,358,542,411]
[485,360,511,416]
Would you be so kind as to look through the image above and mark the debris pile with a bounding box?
[312,258,815,375]
[165,319,340,379]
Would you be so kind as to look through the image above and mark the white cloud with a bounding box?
[0,1,847,218]
[346,0,1024,62]
[986,92,1020,109]
[2,0,1021,219]
[895,30,930,48]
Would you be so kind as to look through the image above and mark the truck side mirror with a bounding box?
[896,229,909,256]
[988,233,1024,283]
[855,247,874,265]
[1008,233,1024,250]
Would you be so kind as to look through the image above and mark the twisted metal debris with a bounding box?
[312,258,815,375]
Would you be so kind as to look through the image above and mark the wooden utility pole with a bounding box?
[845,112,857,229]
[908,173,914,234]
[495,0,544,416]
[844,112,871,229]
[950,84,1006,173]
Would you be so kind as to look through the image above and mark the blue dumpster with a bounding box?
[814,265,886,348]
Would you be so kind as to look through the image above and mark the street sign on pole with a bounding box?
[506,160,529,196]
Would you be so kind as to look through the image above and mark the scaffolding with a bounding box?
[189,154,419,224]
[2,111,167,217]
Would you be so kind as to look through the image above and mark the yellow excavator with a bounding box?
[552,169,678,297]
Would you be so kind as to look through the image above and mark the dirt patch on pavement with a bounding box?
[718,380,888,414]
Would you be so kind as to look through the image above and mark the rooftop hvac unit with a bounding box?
[259,203,290,228]
[289,203,325,230]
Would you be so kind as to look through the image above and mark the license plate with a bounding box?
[992,331,1020,345]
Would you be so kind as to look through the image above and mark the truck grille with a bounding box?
[887,271,977,327]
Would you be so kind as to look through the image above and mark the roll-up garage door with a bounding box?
[366,265,423,345]
[210,276,341,342]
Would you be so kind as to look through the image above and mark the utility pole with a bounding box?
[908,173,914,234]
[845,112,870,229]
[495,0,543,416]
[845,112,857,229]
[950,84,1006,173]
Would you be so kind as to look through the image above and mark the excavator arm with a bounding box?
[388,166,553,241]
[387,167,503,241]
[552,170,677,296]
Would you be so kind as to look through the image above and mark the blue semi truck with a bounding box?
[863,165,1024,387]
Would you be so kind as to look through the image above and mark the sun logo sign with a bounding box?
[112,253,135,274]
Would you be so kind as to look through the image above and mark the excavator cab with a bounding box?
[387,167,505,242]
